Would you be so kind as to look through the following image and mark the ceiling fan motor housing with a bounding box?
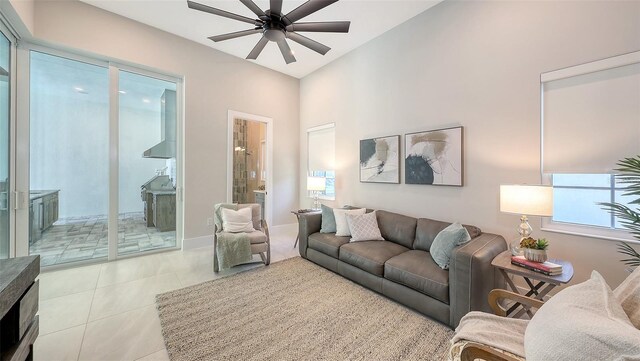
[263,18,286,42]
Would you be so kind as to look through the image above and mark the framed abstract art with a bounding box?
[404,126,463,186]
[359,135,400,183]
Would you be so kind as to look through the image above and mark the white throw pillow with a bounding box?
[524,271,640,361]
[333,208,365,236]
[220,207,255,233]
[614,265,640,329]
[346,211,384,242]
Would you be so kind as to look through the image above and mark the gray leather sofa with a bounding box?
[297,209,507,328]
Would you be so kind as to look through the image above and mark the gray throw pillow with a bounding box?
[320,204,336,233]
[430,222,471,269]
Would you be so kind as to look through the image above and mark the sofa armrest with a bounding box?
[297,213,322,258]
[449,233,508,327]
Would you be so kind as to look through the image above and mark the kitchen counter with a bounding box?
[147,190,176,195]
[29,190,59,201]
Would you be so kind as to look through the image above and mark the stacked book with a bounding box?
[511,256,563,276]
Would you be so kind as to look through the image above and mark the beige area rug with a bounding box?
[156,257,453,361]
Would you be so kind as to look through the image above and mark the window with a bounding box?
[541,51,640,242]
[307,123,335,200]
[551,174,632,228]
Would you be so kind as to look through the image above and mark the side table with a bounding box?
[491,250,574,318]
[291,209,321,248]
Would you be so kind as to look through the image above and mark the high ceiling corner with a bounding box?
[80,0,442,78]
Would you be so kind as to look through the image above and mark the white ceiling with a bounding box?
[80,0,442,78]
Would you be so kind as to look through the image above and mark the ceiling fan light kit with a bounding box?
[187,0,351,64]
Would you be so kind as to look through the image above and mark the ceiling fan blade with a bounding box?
[270,0,283,15]
[283,0,339,25]
[208,28,262,42]
[246,37,269,60]
[240,0,265,18]
[276,38,296,64]
[187,0,260,25]
[286,32,330,55]
[286,21,350,33]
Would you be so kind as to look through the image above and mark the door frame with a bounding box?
[15,43,185,265]
[0,18,17,258]
[226,110,274,224]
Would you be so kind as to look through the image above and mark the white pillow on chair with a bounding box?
[614,265,640,329]
[221,207,255,233]
[524,271,640,361]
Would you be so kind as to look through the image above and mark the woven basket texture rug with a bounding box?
[156,257,453,361]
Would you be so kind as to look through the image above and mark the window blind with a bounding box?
[308,124,335,172]
[542,61,640,173]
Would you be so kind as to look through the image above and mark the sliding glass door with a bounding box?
[20,48,182,267]
[118,70,177,256]
[29,52,109,266]
[0,29,12,259]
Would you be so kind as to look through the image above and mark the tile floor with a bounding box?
[30,213,176,267]
[34,224,299,361]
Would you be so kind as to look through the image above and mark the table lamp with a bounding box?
[307,176,326,210]
[500,185,553,255]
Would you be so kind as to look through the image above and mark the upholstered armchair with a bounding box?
[213,203,271,272]
[451,289,542,361]
[451,267,640,361]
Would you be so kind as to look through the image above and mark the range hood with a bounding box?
[143,89,177,159]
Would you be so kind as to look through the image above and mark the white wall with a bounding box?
[29,0,299,237]
[300,0,640,288]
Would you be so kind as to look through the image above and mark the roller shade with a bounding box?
[308,124,335,171]
[542,62,640,174]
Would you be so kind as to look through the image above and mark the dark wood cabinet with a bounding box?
[0,256,40,361]
[28,191,59,244]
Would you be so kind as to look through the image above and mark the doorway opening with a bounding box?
[227,111,273,224]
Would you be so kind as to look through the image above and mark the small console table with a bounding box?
[0,256,40,361]
[491,250,573,319]
[291,209,321,248]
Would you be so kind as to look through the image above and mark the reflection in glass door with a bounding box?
[118,70,177,255]
[0,31,11,259]
[29,51,109,266]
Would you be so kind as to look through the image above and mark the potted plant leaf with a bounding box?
[600,156,640,268]
[520,237,549,263]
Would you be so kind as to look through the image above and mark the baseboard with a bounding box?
[182,235,213,250]
[182,223,297,251]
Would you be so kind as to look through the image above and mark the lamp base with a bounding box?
[312,193,320,210]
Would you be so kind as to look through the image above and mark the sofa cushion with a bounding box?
[414,218,481,252]
[347,211,384,242]
[430,223,471,269]
[339,241,409,276]
[384,250,450,304]
[334,208,366,236]
[246,230,267,244]
[376,210,417,249]
[308,232,350,258]
[320,204,337,233]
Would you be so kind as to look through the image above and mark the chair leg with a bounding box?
[213,233,219,273]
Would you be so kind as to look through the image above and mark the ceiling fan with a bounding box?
[187,0,350,64]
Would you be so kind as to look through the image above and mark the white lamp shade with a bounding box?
[307,176,326,191]
[500,185,553,217]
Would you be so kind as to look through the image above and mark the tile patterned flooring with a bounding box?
[30,213,176,267]
[34,224,300,361]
